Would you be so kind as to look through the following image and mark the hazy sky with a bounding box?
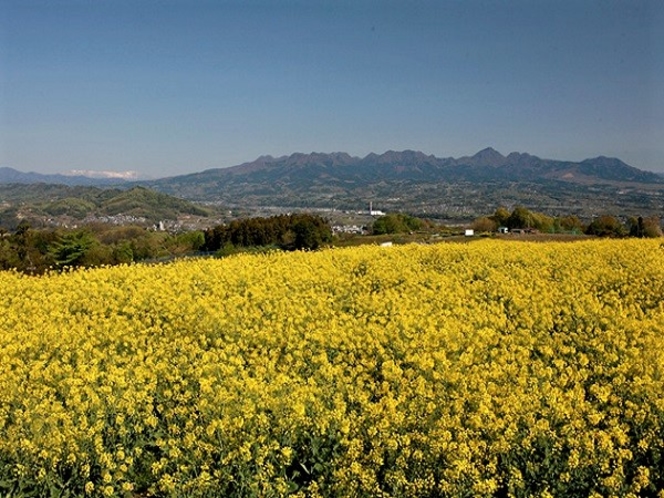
[1,0,663,177]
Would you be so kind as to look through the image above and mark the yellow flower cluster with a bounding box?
[1,239,663,497]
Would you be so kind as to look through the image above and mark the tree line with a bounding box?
[0,213,334,274]
[202,213,332,253]
[370,213,434,235]
[2,207,660,274]
[0,222,205,274]
[472,206,662,237]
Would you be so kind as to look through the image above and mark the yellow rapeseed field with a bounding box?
[1,239,663,497]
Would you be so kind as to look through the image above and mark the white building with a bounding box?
[368,202,385,216]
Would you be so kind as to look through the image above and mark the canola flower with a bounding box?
[0,239,663,497]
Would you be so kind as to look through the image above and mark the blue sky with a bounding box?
[1,0,663,177]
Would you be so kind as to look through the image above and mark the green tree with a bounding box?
[5,222,58,273]
[112,241,134,264]
[507,206,535,230]
[371,213,425,235]
[13,221,31,263]
[554,215,584,234]
[372,215,403,235]
[0,237,18,270]
[585,216,626,237]
[291,215,332,250]
[629,216,662,238]
[293,220,321,250]
[48,230,97,268]
[490,207,510,227]
[531,212,554,233]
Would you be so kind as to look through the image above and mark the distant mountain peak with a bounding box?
[476,146,502,155]
[65,169,140,180]
[581,156,627,166]
[0,166,128,186]
[473,147,505,159]
[456,147,507,167]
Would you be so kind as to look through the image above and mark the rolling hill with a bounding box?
[0,185,209,229]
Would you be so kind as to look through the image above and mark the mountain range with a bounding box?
[2,148,663,218]
[0,167,128,186]
[3,148,661,190]
[149,147,662,191]
[137,148,662,205]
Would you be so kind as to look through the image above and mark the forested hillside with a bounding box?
[0,185,209,229]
